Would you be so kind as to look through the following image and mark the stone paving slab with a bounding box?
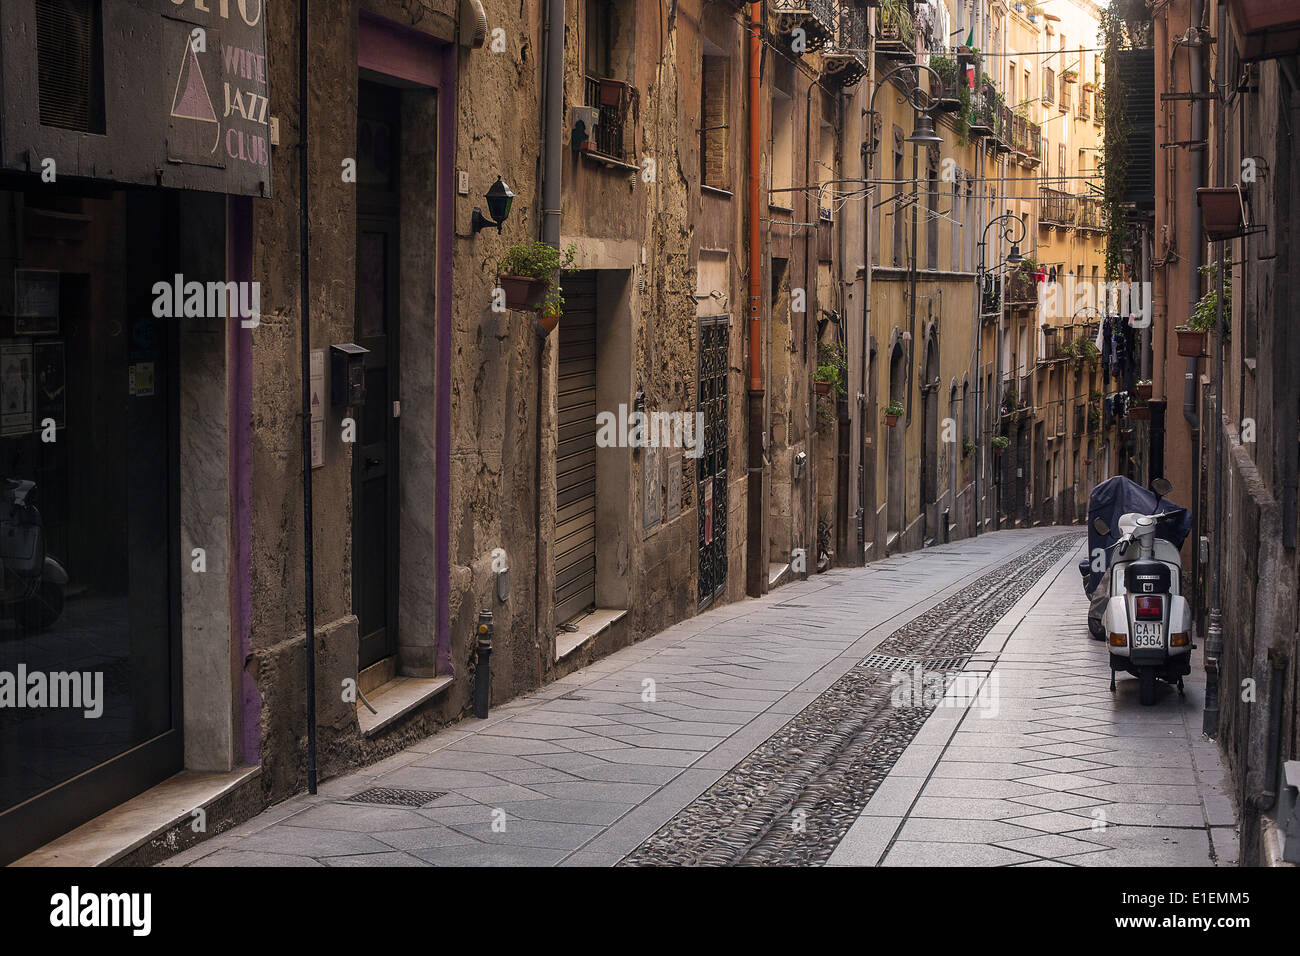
[827,539,1238,868]
[166,529,1066,867]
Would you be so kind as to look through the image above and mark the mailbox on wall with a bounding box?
[330,343,369,407]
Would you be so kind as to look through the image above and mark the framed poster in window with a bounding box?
[0,340,33,435]
[13,268,59,335]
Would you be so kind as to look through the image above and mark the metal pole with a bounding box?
[1203,8,1226,740]
[298,0,317,794]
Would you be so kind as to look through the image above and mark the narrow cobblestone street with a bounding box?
[165,528,1235,867]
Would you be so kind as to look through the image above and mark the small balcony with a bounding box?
[822,3,869,88]
[1077,200,1107,233]
[981,272,1001,318]
[1005,111,1042,165]
[772,0,837,53]
[583,76,631,164]
[969,81,999,137]
[1005,267,1038,306]
[1039,187,1076,229]
[874,0,916,59]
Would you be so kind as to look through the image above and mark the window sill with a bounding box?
[357,675,454,738]
[702,184,733,199]
[556,607,627,661]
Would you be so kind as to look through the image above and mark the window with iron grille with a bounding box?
[35,0,106,133]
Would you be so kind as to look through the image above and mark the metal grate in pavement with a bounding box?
[347,787,446,808]
[858,653,971,672]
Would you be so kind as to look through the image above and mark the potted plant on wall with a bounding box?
[883,400,905,427]
[496,239,577,316]
[1062,69,1079,84]
[1134,378,1153,400]
[1177,259,1232,356]
[1130,396,1150,421]
[962,436,976,459]
[991,435,1010,455]
[815,341,847,397]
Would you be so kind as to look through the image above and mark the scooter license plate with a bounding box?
[1132,622,1163,647]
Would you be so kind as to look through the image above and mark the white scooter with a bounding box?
[1091,478,1194,706]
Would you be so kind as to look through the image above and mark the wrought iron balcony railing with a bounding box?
[822,2,869,88]
[1039,186,1076,227]
[583,75,629,162]
[772,0,837,52]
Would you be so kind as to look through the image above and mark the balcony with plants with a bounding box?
[969,74,1003,140]
[875,0,916,59]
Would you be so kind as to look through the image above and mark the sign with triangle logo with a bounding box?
[171,36,217,124]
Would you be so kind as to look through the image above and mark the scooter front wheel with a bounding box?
[1138,667,1157,706]
[14,581,63,631]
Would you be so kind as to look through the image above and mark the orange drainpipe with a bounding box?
[748,2,762,393]
[746,1,765,596]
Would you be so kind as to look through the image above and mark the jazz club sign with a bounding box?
[0,0,273,197]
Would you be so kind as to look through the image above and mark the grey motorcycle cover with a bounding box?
[1084,476,1191,595]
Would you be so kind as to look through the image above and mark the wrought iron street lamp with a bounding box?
[975,212,1027,532]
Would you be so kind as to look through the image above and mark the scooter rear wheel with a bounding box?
[1138,667,1157,706]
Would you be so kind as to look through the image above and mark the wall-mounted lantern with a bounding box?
[471,176,515,234]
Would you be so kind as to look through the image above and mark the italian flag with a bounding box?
[964,28,976,89]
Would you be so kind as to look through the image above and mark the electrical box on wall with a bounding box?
[330,343,369,406]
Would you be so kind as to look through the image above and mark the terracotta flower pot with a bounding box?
[1133,383,1153,400]
[537,308,561,336]
[1175,327,1206,358]
[598,78,626,107]
[815,381,831,396]
[497,275,547,311]
[884,413,899,427]
[1130,405,1150,421]
[1196,186,1249,240]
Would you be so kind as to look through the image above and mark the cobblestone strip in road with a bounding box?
[621,532,1082,866]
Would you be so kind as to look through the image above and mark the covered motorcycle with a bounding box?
[1080,476,1191,639]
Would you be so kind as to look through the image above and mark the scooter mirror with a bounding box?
[1093,516,1110,536]
[1150,477,1172,498]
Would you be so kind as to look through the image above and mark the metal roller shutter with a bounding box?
[554,272,598,625]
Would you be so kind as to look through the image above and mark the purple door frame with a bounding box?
[228,196,258,765]
[359,12,456,677]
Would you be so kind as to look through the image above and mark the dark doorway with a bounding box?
[697,314,729,608]
[354,81,401,670]
[887,341,906,541]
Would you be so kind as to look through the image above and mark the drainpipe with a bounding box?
[298,0,317,794]
[1189,0,1225,738]
[542,0,563,248]
[860,12,876,559]
[536,0,564,679]
[746,1,765,596]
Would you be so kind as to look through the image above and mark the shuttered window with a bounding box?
[35,0,106,133]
